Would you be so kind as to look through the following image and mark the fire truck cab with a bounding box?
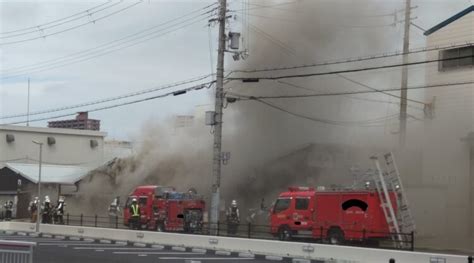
[124,185,205,233]
[270,186,396,244]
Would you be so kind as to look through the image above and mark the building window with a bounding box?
[439,46,474,71]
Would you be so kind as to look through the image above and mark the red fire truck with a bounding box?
[270,186,397,244]
[123,185,206,233]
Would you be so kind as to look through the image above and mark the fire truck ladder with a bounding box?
[383,152,416,234]
[371,153,415,248]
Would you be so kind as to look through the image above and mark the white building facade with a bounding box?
[0,125,106,167]
[419,5,473,250]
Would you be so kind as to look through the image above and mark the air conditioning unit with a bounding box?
[47,137,56,145]
[6,134,15,143]
[90,139,98,148]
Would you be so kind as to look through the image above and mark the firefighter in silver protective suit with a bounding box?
[226,200,240,236]
[54,196,66,224]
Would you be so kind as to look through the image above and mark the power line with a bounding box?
[4,81,215,125]
[251,98,402,127]
[234,12,428,107]
[0,1,113,35]
[0,1,122,39]
[230,42,473,74]
[248,22,296,56]
[234,75,425,111]
[277,78,426,109]
[1,4,217,79]
[0,1,143,46]
[227,80,474,100]
[1,74,213,120]
[334,75,426,105]
[227,54,474,81]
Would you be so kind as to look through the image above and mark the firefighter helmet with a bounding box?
[231,200,237,207]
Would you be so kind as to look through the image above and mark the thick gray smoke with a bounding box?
[72,0,408,219]
[68,120,212,215]
[69,0,472,252]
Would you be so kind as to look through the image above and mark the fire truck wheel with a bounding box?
[277,226,292,241]
[327,228,344,245]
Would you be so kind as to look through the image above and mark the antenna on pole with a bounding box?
[27,78,30,127]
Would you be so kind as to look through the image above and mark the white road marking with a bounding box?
[112,252,202,255]
[39,243,121,246]
[73,247,194,251]
[158,257,255,260]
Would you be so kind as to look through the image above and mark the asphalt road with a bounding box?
[0,232,280,263]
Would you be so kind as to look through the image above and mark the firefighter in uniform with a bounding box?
[4,200,13,221]
[129,198,140,230]
[42,196,52,224]
[226,200,240,236]
[54,196,66,224]
[28,197,39,223]
[108,196,121,227]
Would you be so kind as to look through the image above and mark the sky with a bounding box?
[0,0,471,140]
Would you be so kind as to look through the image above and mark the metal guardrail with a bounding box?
[50,213,415,251]
[0,240,35,263]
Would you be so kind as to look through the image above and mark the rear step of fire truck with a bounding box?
[371,152,416,249]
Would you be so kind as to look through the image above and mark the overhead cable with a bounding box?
[252,98,401,127]
[1,4,218,78]
[227,80,474,100]
[0,1,143,46]
[227,54,474,81]
[4,81,215,125]
[1,74,214,120]
[230,42,473,74]
[0,1,113,35]
[0,1,122,39]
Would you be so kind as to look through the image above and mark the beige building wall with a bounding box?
[420,12,474,250]
[0,125,106,167]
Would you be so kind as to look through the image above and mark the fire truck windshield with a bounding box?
[273,198,291,213]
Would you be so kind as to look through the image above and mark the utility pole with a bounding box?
[399,0,411,146]
[32,140,43,232]
[210,0,227,234]
[27,78,30,127]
